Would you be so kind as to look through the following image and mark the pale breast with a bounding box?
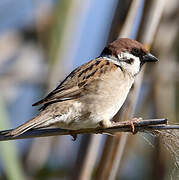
[80,68,134,123]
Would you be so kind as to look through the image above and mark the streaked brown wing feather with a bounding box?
[32,58,119,108]
[32,86,81,106]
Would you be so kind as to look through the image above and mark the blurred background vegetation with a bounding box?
[0,0,178,180]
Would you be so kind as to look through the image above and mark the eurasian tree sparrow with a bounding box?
[6,38,158,138]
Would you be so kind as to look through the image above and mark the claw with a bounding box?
[129,121,135,134]
[71,134,77,141]
[130,117,142,134]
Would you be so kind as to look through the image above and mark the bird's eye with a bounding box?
[131,48,140,56]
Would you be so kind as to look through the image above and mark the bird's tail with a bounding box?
[5,113,51,137]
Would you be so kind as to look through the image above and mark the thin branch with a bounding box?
[1,118,178,142]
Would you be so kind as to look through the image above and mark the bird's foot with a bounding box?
[130,117,142,134]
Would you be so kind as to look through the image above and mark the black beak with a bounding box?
[142,53,158,62]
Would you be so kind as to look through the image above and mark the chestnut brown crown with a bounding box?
[101,38,158,63]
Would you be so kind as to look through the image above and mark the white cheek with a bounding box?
[118,52,141,76]
[132,58,140,69]
[132,58,140,74]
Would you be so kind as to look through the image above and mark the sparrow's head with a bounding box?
[101,38,158,76]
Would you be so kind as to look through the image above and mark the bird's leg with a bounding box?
[98,118,142,135]
[130,117,142,134]
[109,118,142,134]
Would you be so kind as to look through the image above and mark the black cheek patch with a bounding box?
[126,58,134,64]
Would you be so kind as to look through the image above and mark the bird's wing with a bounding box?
[32,58,119,109]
